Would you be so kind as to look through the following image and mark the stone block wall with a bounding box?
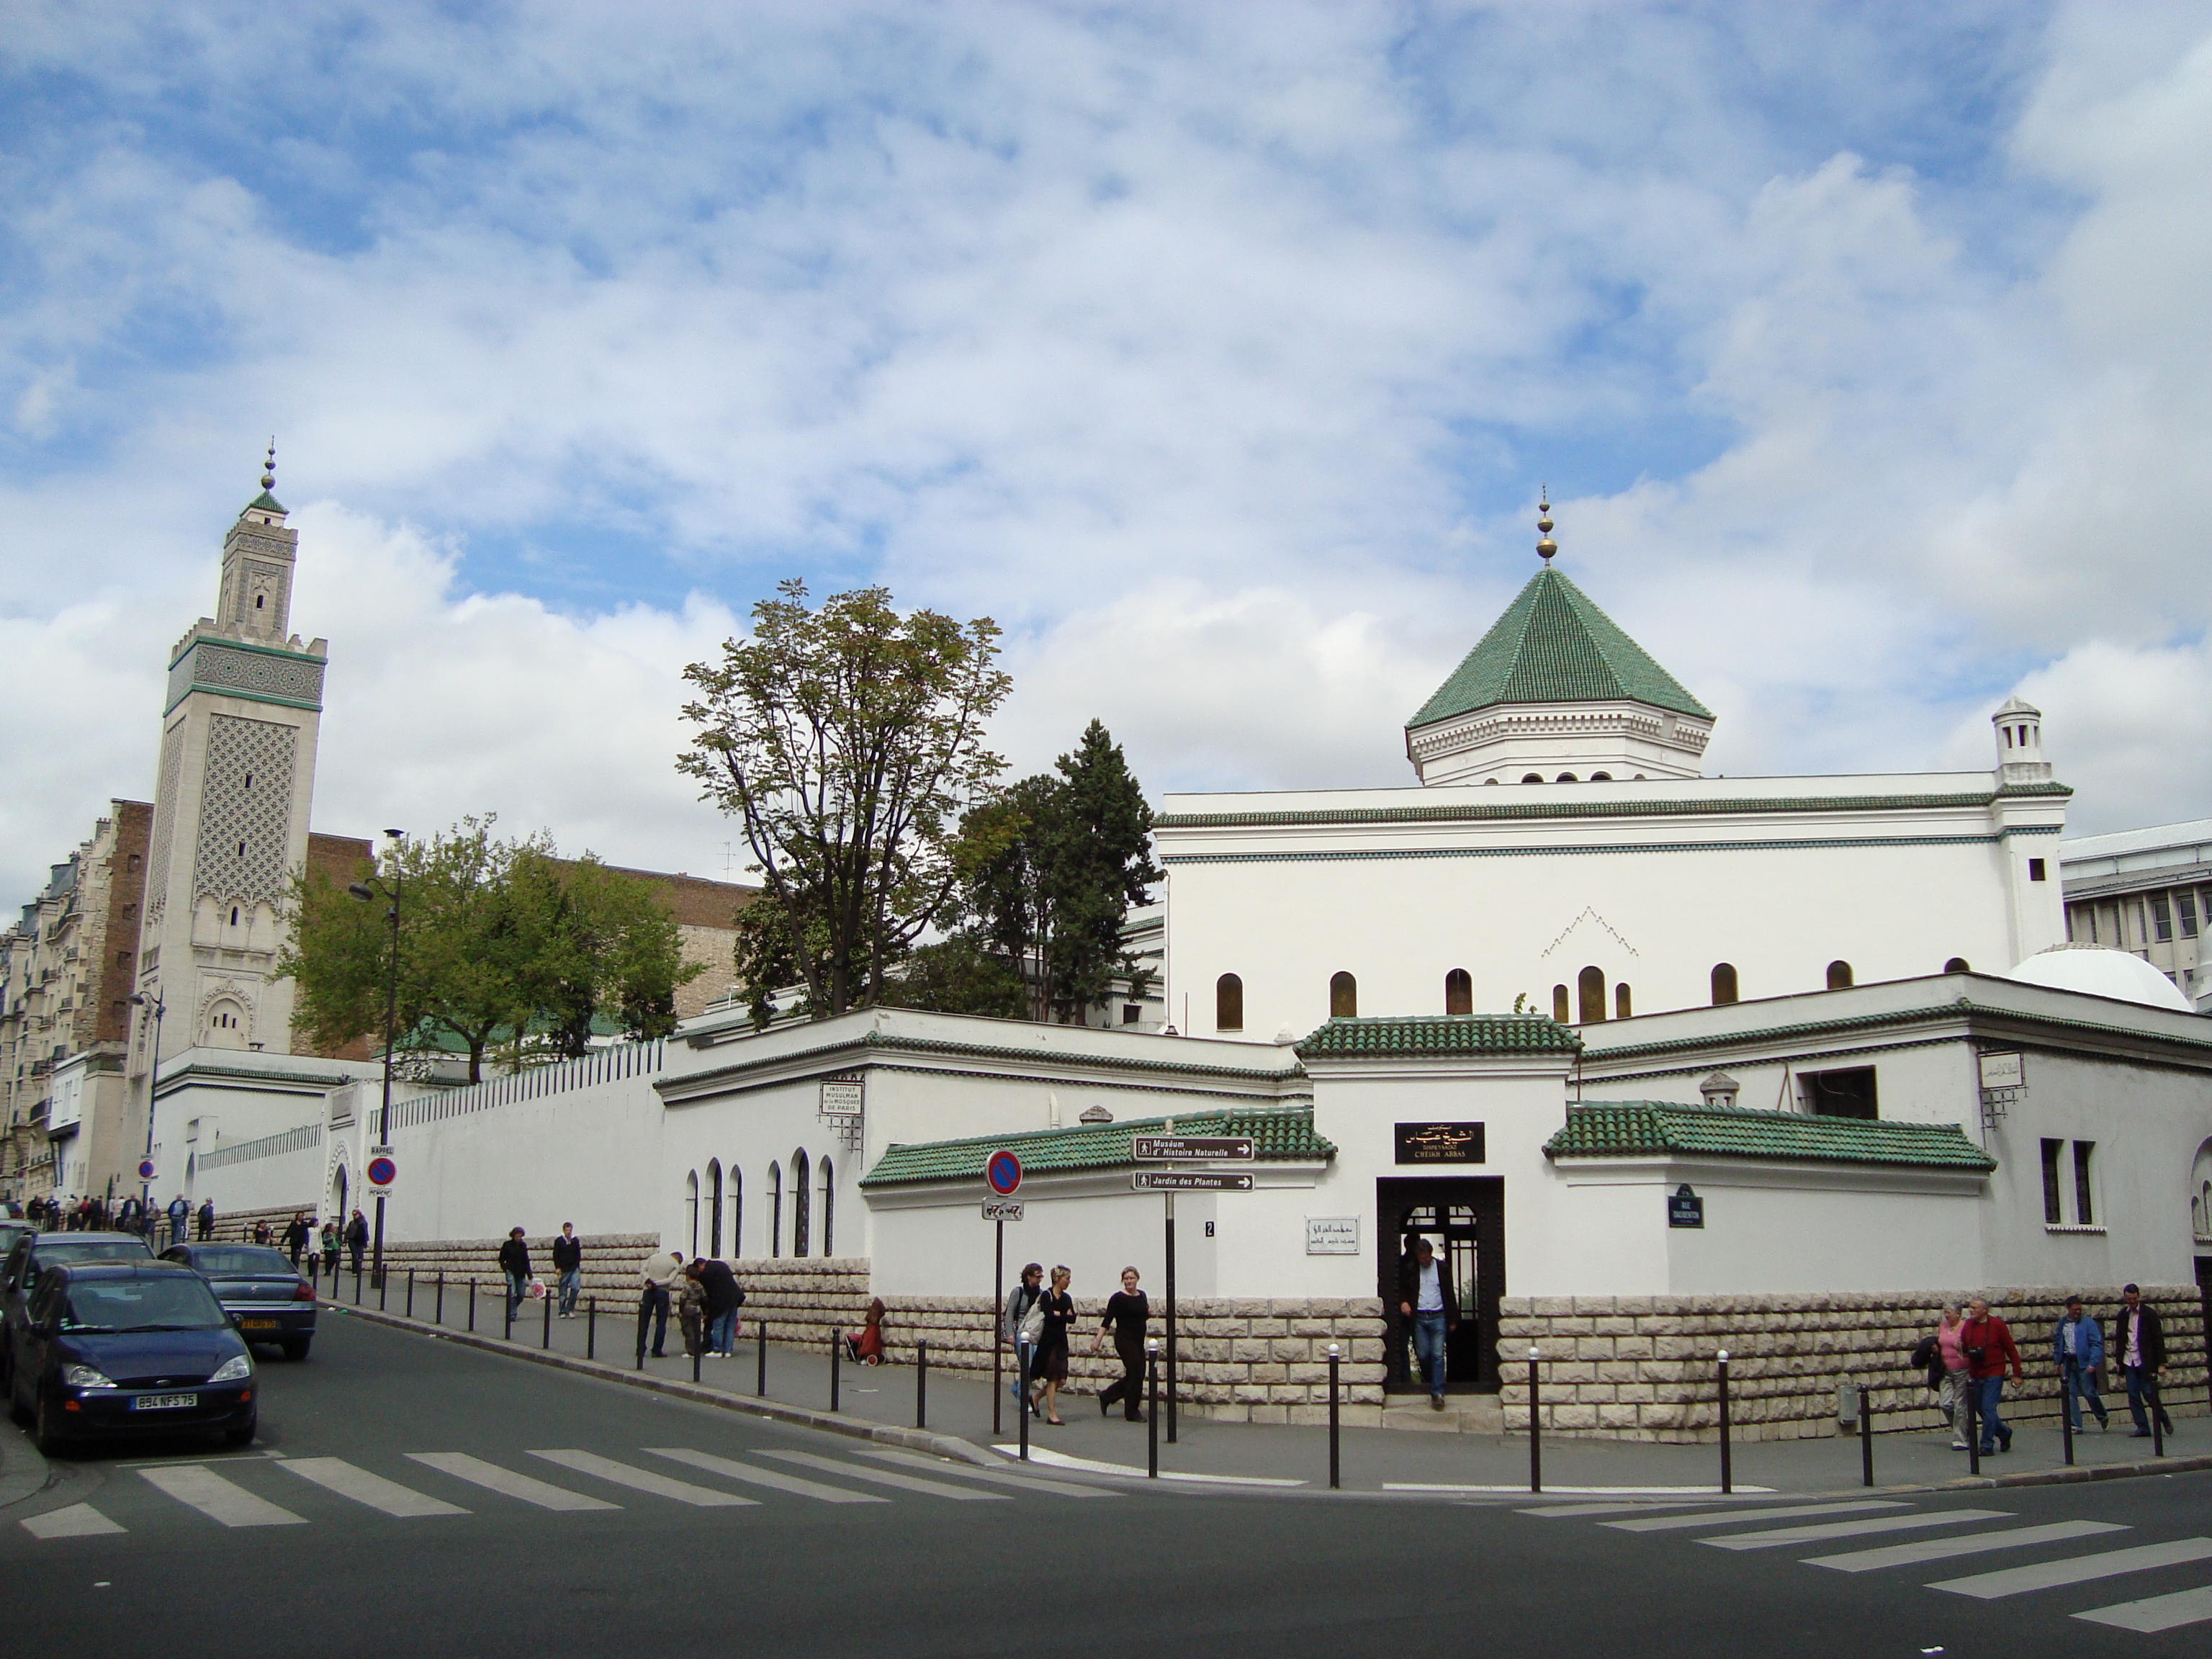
[1496,1285,2210,1443]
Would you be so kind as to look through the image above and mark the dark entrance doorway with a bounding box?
[1377,1177,1504,1394]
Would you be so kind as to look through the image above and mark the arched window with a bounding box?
[1826,960,1853,991]
[791,1149,811,1258]
[728,1165,743,1259]
[706,1159,722,1257]
[819,1156,835,1256]
[685,1169,699,1257]
[1590,772,1612,781]
[1552,984,1570,1023]
[1578,966,1606,1023]
[1329,972,1357,1018]
[1943,957,1970,974]
[1711,963,1738,1006]
[1444,968,1473,1017]
[1614,982,1632,1020]
[1521,774,1544,784]
[1555,773,1578,783]
[768,1162,783,1259]
[1215,974,1243,1032]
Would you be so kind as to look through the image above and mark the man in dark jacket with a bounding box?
[345,1209,369,1272]
[197,1197,215,1240]
[693,1256,743,1357]
[499,1228,533,1321]
[1395,1236,1460,1410]
[552,1224,583,1318]
[2110,1285,2172,1439]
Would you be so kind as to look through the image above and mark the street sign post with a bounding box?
[366,1154,396,1199]
[1131,1172,1253,1192]
[1130,1132,1254,1445]
[983,1148,1022,1437]
[980,1199,1025,1221]
[137,1159,156,1181]
[1131,1135,1254,1162]
[986,1150,1023,1196]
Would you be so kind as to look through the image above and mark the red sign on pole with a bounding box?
[986,1150,1022,1196]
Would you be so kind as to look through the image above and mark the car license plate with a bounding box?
[132,1393,198,1411]
[240,1318,279,1330]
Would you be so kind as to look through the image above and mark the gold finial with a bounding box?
[1535,486,1557,562]
[261,437,276,491]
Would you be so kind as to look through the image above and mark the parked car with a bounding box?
[6,1260,256,1455]
[160,1241,318,1360]
[0,1231,154,1394]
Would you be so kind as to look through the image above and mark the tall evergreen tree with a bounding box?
[1040,719,1162,1021]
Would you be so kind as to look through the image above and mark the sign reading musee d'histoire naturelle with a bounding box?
[1394,1123,1485,1164]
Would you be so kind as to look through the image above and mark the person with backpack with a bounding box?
[1002,1262,1046,1418]
[1960,1295,2024,1456]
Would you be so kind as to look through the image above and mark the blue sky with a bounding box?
[4,1,2210,897]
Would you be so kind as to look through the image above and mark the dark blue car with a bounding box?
[6,1261,256,1456]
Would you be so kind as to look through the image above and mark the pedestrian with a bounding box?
[675,1262,709,1360]
[345,1209,369,1273]
[1030,1265,1075,1426]
[2110,1284,2173,1439]
[1397,1236,1459,1411]
[1092,1266,1150,1422]
[691,1254,744,1356]
[1002,1262,1046,1414]
[1910,1303,1973,1449]
[499,1227,533,1321]
[166,1192,189,1246]
[846,1298,886,1365]
[253,1218,273,1246]
[197,1197,215,1240]
[2053,1295,2110,1432]
[1960,1295,2024,1455]
[284,1212,309,1267]
[320,1218,340,1276]
[114,1195,138,1236]
[552,1223,583,1318]
[639,1249,683,1359]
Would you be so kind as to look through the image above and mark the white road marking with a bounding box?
[22,1503,124,1539]
[404,1452,618,1511]
[1608,1501,1903,1533]
[644,1448,886,1504]
[2073,1585,2212,1633]
[1931,1537,2212,1599]
[1401,1483,1773,1496]
[277,1457,469,1517]
[1701,1509,2012,1551]
[528,1449,755,1507]
[1001,1444,1304,1486]
[139,1465,307,1528]
[1804,1521,2126,1572]
[764,1449,1010,1501]
[855,1445,1119,1497]
[1518,1501,1774,1519]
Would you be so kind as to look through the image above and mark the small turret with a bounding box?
[1992,697,2051,786]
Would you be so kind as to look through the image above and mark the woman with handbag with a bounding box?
[1003,1263,1046,1416]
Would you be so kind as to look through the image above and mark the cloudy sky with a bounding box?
[4,1,2208,900]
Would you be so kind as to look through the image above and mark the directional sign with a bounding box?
[980,1199,1025,1222]
[1131,1135,1254,1163]
[985,1149,1022,1196]
[365,1154,397,1187]
[1133,1172,1254,1192]
[138,1159,157,1180]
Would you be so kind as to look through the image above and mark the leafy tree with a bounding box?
[508,850,704,1058]
[875,936,1030,1020]
[679,581,1011,1017]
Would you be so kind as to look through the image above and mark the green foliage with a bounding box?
[679,580,1011,1018]
[508,850,704,1058]
[876,936,1030,1020]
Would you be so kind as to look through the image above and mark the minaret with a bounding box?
[1992,696,2051,787]
[132,446,328,1074]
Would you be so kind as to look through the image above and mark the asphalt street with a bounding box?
[5,1311,2211,1657]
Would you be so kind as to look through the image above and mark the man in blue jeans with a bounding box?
[1961,1295,2024,1455]
[2051,1295,2108,1431]
[1396,1237,1459,1411]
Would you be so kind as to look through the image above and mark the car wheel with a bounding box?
[222,1417,256,1447]
[32,1393,73,1458]
[281,1338,311,1363]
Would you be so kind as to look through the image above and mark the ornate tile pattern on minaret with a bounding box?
[189,715,298,908]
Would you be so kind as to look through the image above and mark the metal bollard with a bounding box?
[407,1271,415,1320]
[830,1328,841,1413]
[542,1287,552,1349]
[1529,1347,1542,1495]
[468,1278,476,1333]
[2060,1357,2074,1467]
[2154,1381,2166,1457]
[693,1339,702,1384]
[1327,1342,1340,1491]
[757,1319,768,1397]
[635,1295,647,1370]
[1017,1338,1031,1462]
[1966,1384,1980,1476]
[505,1288,513,1342]
[1146,1340,1160,1479]
[355,1265,364,1306]
[588,1297,596,1360]
[436,1273,445,1327]
[1859,1381,1876,1488]
[917,1337,929,1429]
[1717,1350,1733,1496]
[379,1268,387,1312]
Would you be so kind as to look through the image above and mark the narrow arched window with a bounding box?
[1329,972,1357,1018]
[1943,957,1969,974]
[706,1158,722,1257]
[1711,963,1738,1006]
[1590,772,1611,781]
[819,1156,835,1256]
[1578,966,1606,1023]
[1552,984,1570,1023]
[791,1149,811,1258]
[685,1169,699,1258]
[768,1162,783,1259]
[1444,968,1473,1017]
[1614,982,1632,1020]
[728,1165,743,1259]
[1522,773,1544,784]
[1556,773,1578,783]
[1827,960,1853,991]
[1215,974,1244,1032]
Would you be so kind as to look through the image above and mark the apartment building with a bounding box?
[2060,818,2212,1010]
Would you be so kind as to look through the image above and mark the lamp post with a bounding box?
[126,991,165,1236]
[347,829,405,1285]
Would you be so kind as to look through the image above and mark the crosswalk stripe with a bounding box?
[1804,1521,2126,1572]
[2073,1585,2212,1633]
[1930,1537,2212,1600]
[1607,1501,1902,1534]
[405,1452,619,1511]
[1701,1509,2012,1552]
[762,1449,1010,1501]
[1521,1501,1756,1519]
[22,1503,125,1539]
[277,1457,469,1517]
[854,1446,1120,1498]
[528,1449,756,1507]
[139,1465,307,1528]
[644,1448,887,1504]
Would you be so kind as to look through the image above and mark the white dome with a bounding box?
[2003,945,2195,1012]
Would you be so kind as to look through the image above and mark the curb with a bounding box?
[1923,1452,2212,1493]
[323,1300,997,1467]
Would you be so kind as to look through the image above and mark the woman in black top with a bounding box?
[1033,1265,1076,1426]
[1093,1267,1149,1421]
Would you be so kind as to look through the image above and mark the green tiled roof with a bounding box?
[247,490,286,514]
[1409,567,1712,729]
[1295,1015,1582,1060]
[860,1106,1334,1188]
[1544,1101,1995,1170]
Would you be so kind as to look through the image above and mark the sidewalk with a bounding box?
[324,1280,2207,1498]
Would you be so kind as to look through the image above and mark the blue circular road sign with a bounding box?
[366,1155,397,1187]
[986,1150,1022,1196]
[138,1159,156,1180]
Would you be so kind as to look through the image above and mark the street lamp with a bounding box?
[127,990,165,1239]
[346,828,406,1283]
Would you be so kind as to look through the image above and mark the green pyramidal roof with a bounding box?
[1410,567,1712,729]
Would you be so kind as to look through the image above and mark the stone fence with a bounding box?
[1496,1285,2209,1443]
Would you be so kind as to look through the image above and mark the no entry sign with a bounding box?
[985,1149,1022,1197]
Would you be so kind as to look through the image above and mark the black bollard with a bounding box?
[1146,1342,1160,1479]
[757,1319,768,1397]
[379,1268,387,1312]
[1018,1338,1031,1463]
[436,1273,445,1327]
[505,1288,513,1342]
[2060,1357,2074,1467]
[693,1339,702,1384]
[1966,1384,1980,1476]
[917,1337,929,1429]
[1527,1348,1543,1494]
[468,1277,476,1333]
[1860,1381,1876,1488]
[1327,1342,1340,1491]
[830,1328,841,1413]
[635,1294,647,1371]
[1717,1351,1733,1496]
[588,1297,596,1361]
[542,1287,552,1349]
[355,1264,364,1306]
[2153,1380,2166,1457]
[407,1271,415,1320]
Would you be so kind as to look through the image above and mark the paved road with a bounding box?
[5,1313,2211,1655]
